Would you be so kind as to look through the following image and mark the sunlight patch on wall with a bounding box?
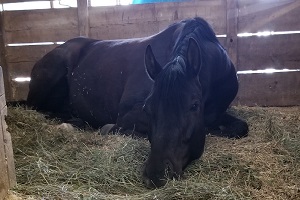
[237,68,300,75]
[2,0,77,11]
[7,42,65,47]
[2,1,51,11]
[91,0,132,6]
[13,77,31,82]
[238,30,300,37]
[216,34,226,38]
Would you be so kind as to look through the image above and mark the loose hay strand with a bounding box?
[6,106,300,199]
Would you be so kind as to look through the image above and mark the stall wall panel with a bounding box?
[238,0,300,33]
[89,0,226,40]
[238,34,300,70]
[3,8,78,43]
[0,67,16,199]
[235,72,300,106]
[6,45,59,63]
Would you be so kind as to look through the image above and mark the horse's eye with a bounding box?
[190,102,199,112]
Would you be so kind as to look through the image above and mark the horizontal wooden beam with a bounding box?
[235,71,300,106]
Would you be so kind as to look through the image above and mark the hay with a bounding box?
[6,106,300,199]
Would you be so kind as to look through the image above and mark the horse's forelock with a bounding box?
[150,58,189,115]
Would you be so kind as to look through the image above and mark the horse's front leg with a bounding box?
[206,112,248,138]
[100,104,149,138]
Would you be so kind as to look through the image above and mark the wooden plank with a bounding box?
[238,34,300,70]
[0,68,5,97]
[3,8,78,43]
[89,0,226,38]
[3,62,32,101]
[2,109,16,189]
[89,4,156,26]
[6,45,58,63]
[0,107,9,200]
[0,69,9,199]
[3,8,77,31]
[238,0,300,32]
[90,21,160,40]
[6,62,35,80]
[0,94,5,113]
[77,0,89,37]
[0,12,12,102]
[234,72,300,106]
[226,0,238,67]
[5,28,78,44]
[154,0,226,34]
[10,82,29,101]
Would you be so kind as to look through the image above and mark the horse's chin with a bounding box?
[143,175,167,189]
[142,165,182,188]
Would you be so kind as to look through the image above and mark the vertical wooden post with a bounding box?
[226,0,238,69]
[0,10,12,101]
[77,0,89,37]
[0,66,15,200]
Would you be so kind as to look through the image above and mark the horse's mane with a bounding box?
[149,18,223,114]
[150,56,188,115]
[171,17,223,59]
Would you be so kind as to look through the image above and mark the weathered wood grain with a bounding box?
[6,45,58,63]
[238,0,300,32]
[6,62,35,80]
[226,0,238,67]
[5,28,78,44]
[10,81,29,101]
[3,8,77,43]
[2,105,16,189]
[235,72,300,106]
[89,0,227,38]
[0,112,9,200]
[238,34,300,70]
[0,67,15,199]
[77,0,89,37]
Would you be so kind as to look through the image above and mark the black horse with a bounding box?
[27,17,248,188]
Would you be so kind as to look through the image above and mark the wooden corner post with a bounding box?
[77,0,90,37]
[226,0,238,69]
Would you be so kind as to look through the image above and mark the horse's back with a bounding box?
[68,39,153,127]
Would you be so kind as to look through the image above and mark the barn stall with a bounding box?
[0,0,300,199]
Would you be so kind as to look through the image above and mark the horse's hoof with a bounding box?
[56,123,76,132]
[100,124,115,135]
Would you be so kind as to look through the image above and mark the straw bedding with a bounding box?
[5,106,300,199]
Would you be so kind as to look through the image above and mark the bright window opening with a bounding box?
[238,30,300,37]
[91,0,132,6]
[237,69,300,75]
[13,77,31,82]
[2,1,51,11]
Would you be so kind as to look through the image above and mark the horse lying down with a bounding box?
[27,17,248,188]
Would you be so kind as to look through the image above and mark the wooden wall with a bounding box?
[0,67,16,200]
[0,0,299,106]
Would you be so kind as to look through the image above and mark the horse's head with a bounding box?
[143,38,206,188]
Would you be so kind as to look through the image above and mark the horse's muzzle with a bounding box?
[142,159,181,188]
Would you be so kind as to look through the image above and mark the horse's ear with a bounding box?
[187,37,202,77]
[145,45,162,80]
